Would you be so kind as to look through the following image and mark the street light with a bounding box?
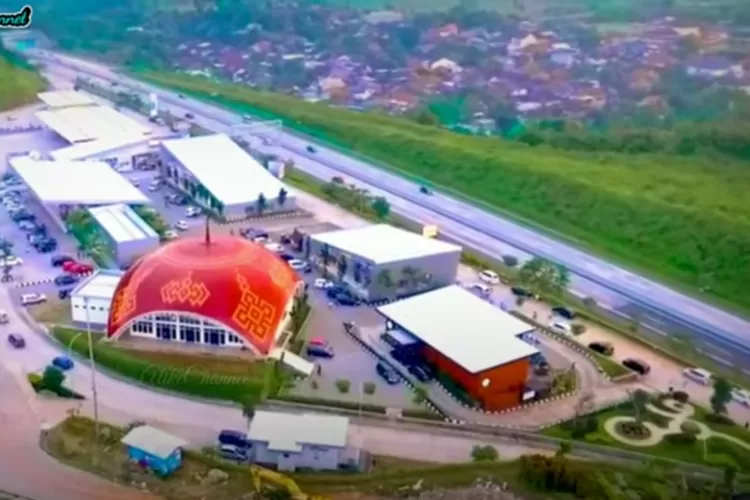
[84,296,101,464]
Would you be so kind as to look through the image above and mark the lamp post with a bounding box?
[84,297,100,464]
[67,332,82,397]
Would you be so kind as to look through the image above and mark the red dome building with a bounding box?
[106,235,301,354]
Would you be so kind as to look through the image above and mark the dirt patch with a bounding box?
[30,300,72,324]
[114,347,265,377]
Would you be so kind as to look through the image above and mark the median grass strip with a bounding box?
[0,49,45,111]
[51,326,271,404]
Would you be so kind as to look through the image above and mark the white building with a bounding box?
[50,135,160,172]
[246,411,357,472]
[158,134,295,220]
[89,204,159,269]
[35,104,152,144]
[37,90,95,109]
[8,156,151,231]
[70,270,125,329]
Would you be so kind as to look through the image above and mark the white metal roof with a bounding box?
[9,156,150,205]
[121,425,188,459]
[35,105,152,144]
[71,270,124,300]
[311,224,461,265]
[269,348,315,376]
[37,90,95,108]
[377,285,539,373]
[50,135,151,161]
[247,411,349,453]
[160,134,288,205]
[89,204,158,243]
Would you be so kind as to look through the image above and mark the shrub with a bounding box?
[335,379,351,394]
[664,431,697,445]
[471,445,499,462]
[704,413,735,426]
[288,338,305,354]
[310,380,319,390]
[569,416,598,439]
[362,382,376,395]
[672,390,690,404]
[681,421,701,435]
[27,372,42,390]
[644,411,671,429]
[582,297,597,308]
[571,323,587,335]
[519,454,603,496]
[616,421,650,439]
[501,255,519,268]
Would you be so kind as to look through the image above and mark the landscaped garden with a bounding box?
[543,389,750,472]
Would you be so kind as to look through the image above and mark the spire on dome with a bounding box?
[204,216,211,246]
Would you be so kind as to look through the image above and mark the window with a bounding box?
[282,453,290,459]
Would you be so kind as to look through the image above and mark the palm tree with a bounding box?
[0,238,14,283]
[256,193,267,215]
[336,254,348,281]
[278,187,288,207]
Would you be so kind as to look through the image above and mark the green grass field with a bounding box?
[137,71,750,317]
[0,53,45,112]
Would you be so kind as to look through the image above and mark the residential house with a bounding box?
[319,77,347,93]
[246,411,357,472]
[433,23,459,39]
[121,425,188,477]
[696,27,729,49]
[686,55,743,79]
[363,10,403,24]
[628,68,661,93]
[430,58,462,74]
[638,95,670,114]
[642,51,678,70]
[507,34,539,56]
[548,48,578,68]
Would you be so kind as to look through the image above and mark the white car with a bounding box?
[174,220,189,231]
[732,389,750,408]
[252,235,269,243]
[287,259,308,270]
[314,278,334,289]
[549,321,572,336]
[147,183,161,192]
[185,206,202,218]
[478,269,500,285]
[469,283,491,296]
[264,242,282,253]
[0,256,23,267]
[682,367,713,386]
[21,293,46,306]
[163,229,179,240]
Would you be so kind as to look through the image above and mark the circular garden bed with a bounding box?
[614,421,652,441]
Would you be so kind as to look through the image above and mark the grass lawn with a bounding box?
[0,51,45,111]
[52,326,272,404]
[133,70,750,320]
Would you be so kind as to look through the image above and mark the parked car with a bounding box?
[18,220,36,231]
[279,253,295,262]
[419,186,432,195]
[306,145,317,153]
[588,341,614,356]
[174,220,189,231]
[34,238,57,253]
[52,356,74,371]
[0,256,23,267]
[7,333,25,349]
[62,261,93,275]
[408,364,433,382]
[185,206,202,218]
[549,321,572,336]
[314,278,334,289]
[11,211,35,223]
[264,242,283,253]
[682,367,713,386]
[511,287,532,297]
[478,269,500,285]
[27,233,46,245]
[287,259,310,272]
[51,255,74,267]
[54,274,79,286]
[376,362,400,385]
[185,112,194,119]
[468,283,491,296]
[732,389,750,408]
[147,182,161,192]
[552,306,576,320]
[21,293,46,306]
[622,358,650,375]
[163,229,179,240]
[58,289,72,300]
[332,293,359,306]
[331,176,345,184]
[306,342,334,358]
[218,429,250,450]
[391,347,419,366]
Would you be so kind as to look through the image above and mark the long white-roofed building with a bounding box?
[308,224,461,302]
[158,134,295,220]
[88,204,159,269]
[37,90,95,109]
[36,105,152,144]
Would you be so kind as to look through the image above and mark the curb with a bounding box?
[14,271,95,289]
[218,210,311,225]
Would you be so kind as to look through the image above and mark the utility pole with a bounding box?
[85,297,100,464]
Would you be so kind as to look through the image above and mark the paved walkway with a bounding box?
[604,399,750,449]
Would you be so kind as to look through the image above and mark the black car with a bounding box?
[54,274,78,286]
[419,186,432,195]
[7,333,25,349]
[279,253,295,262]
[376,362,400,385]
[35,238,57,253]
[27,233,46,245]
[279,234,292,245]
[306,145,317,153]
[178,94,185,99]
[51,255,74,267]
[588,341,614,356]
[622,358,650,375]
[391,348,419,366]
[12,212,35,223]
[408,364,433,382]
[333,293,359,306]
[185,112,194,119]
[58,289,72,300]
[511,287,532,297]
[552,306,576,320]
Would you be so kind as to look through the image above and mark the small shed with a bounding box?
[121,425,188,477]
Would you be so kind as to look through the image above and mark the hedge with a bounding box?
[275,394,444,421]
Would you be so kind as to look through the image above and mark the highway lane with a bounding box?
[31,51,750,365]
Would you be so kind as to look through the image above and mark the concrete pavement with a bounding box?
[32,51,750,363]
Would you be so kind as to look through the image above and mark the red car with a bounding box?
[62,261,94,275]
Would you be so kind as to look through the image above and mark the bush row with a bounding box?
[274,394,444,421]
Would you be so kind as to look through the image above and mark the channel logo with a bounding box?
[0,5,33,29]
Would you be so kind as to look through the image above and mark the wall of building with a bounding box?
[113,235,159,269]
[70,295,111,327]
[248,441,342,472]
[423,347,531,411]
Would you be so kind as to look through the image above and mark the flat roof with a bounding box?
[89,204,158,243]
[160,134,287,205]
[50,135,152,161]
[247,411,349,453]
[377,285,539,374]
[37,90,95,108]
[9,156,151,205]
[311,224,461,265]
[35,105,152,144]
[71,270,125,300]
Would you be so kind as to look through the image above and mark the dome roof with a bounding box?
[107,236,300,354]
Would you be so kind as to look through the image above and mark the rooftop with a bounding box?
[89,204,158,244]
[247,411,349,453]
[37,90,95,109]
[35,105,152,144]
[121,425,188,460]
[160,134,288,205]
[377,285,539,373]
[71,270,125,301]
[310,224,461,265]
[9,156,151,205]
[50,135,153,161]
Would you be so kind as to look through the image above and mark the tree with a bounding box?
[630,389,650,423]
[556,442,572,457]
[278,187,288,206]
[519,257,571,298]
[256,193,267,215]
[723,463,738,494]
[41,365,66,392]
[711,377,733,415]
[0,238,14,283]
[501,255,519,268]
[470,444,499,462]
[336,254,348,281]
[574,392,595,419]
[371,196,391,220]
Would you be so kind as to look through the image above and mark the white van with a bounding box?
[0,310,8,324]
[549,321,572,336]
[682,367,713,386]
[478,269,500,285]
[732,389,750,408]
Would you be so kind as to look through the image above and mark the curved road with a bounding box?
[30,51,750,363]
